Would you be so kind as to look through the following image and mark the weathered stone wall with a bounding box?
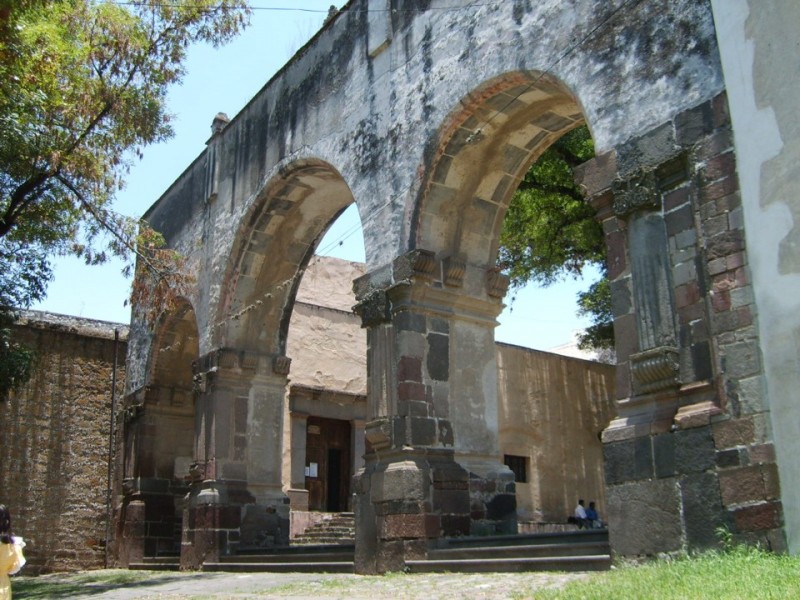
[496,344,615,525]
[0,313,126,574]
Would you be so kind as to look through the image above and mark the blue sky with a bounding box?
[31,1,597,351]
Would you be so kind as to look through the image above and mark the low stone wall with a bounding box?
[0,312,127,573]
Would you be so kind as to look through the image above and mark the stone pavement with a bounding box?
[17,570,591,599]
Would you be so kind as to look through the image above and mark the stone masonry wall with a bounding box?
[0,312,127,574]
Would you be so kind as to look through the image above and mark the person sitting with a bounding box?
[586,501,603,529]
[573,499,589,529]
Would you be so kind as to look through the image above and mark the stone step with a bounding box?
[292,513,356,546]
[428,540,610,561]
[129,556,180,572]
[405,554,612,573]
[433,528,609,549]
[228,550,354,563]
[203,561,354,573]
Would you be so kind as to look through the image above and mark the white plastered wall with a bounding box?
[711,0,800,553]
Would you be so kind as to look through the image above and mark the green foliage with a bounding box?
[499,125,613,351]
[530,544,800,600]
[0,0,248,395]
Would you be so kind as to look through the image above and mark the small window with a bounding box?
[504,454,528,483]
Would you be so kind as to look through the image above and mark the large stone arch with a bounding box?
[117,299,199,566]
[412,71,584,266]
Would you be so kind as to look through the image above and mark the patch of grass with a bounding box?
[526,545,800,600]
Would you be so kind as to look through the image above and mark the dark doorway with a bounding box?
[305,416,351,512]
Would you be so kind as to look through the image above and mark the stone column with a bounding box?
[352,250,515,574]
[181,348,290,569]
[575,93,783,555]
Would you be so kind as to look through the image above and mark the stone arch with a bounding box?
[412,71,585,268]
[216,158,356,355]
[119,298,199,563]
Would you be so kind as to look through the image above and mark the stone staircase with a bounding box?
[131,527,610,574]
[292,512,355,546]
[406,529,611,573]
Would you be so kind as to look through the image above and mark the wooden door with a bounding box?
[305,417,352,512]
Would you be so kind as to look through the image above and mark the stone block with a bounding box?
[371,461,427,503]
[653,433,676,478]
[674,100,714,146]
[713,417,755,450]
[681,472,727,548]
[715,448,742,469]
[616,122,677,177]
[748,442,776,465]
[674,426,716,474]
[426,333,449,381]
[718,465,767,505]
[397,356,422,382]
[733,501,783,532]
[700,176,739,205]
[486,493,516,520]
[380,514,433,540]
[719,340,760,380]
[604,437,653,485]
[700,151,736,184]
[398,381,426,402]
[574,150,617,196]
[441,515,471,537]
[665,204,693,236]
[692,128,734,163]
[433,488,471,514]
[394,311,426,333]
[409,416,438,446]
[664,186,690,212]
[607,478,683,556]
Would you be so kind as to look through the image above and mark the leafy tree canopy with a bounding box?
[498,125,614,352]
[0,0,250,397]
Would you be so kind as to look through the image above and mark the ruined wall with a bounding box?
[0,313,126,573]
[712,0,800,554]
[496,344,615,524]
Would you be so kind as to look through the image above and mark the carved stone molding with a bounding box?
[486,269,510,299]
[393,249,437,282]
[353,289,392,328]
[612,170,659,217]
[631,346,680,395]
[365,418,392,451]
[443,256,466,287]
[272,355,292,376]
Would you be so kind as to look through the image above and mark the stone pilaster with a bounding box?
[352,250,515,573]
[576,92,783,555]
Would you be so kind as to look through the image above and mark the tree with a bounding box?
[498,125,614,352]
[0,0,250,397]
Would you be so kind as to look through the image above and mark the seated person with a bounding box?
[586,501,603,529]
[573,499,589,528]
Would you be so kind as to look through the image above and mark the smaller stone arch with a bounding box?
[118,298,200,565]
[216,158,356,356]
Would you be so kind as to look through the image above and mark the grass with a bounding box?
[526,545,800,600]
[9,545,800,599]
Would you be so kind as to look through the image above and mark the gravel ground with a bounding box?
[16,569,592,599]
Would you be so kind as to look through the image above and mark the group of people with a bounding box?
[573,498,604,529]
[0,505,25,600]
